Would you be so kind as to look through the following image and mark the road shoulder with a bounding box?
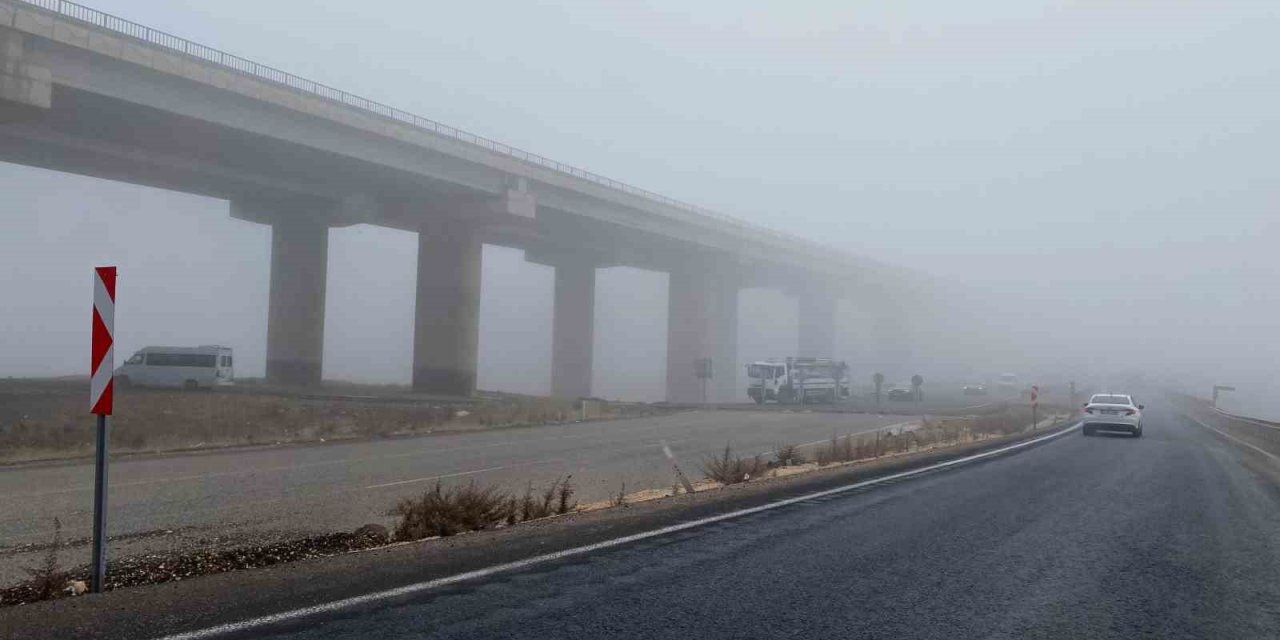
[1,421,1076,640]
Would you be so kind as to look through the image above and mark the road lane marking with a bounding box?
[1184,413,1280,463]
[751,421,916,458]
[154,421,1080,640]
[362,459,565,490]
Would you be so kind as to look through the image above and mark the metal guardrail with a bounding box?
[16,0,828,253]
[1212,405,1280,429]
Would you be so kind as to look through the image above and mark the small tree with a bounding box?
[873,372,885,406]
[911,374,924,402]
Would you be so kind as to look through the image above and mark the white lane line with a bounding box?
[751,421,916,458]
[1184,414,1280,463]
[154,422,1080,640]
[362,458,565,490]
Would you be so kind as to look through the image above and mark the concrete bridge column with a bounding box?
[413,219,482,396]
[871,310,912,378]
[798,290,837,357]
[666,262,739,404]
[266,216,329,386]
[550,260,596,399]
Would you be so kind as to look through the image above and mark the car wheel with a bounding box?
[1134,427,1143,438]
[1082,426,1092,437]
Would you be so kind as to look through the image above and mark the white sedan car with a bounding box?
[1082,393,1145,437]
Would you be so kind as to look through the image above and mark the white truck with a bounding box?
[746,357,850,404]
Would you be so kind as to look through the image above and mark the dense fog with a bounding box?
[1,0,1276,415]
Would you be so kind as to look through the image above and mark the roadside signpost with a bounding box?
[1031,385,1039,430]
[1212,385,1235,408]
[90,266,116,593]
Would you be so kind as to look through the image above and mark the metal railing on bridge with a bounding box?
[17,0,826,253]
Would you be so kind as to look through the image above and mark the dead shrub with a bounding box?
[556,475,577,514]
[773,443,805,466]
[22,518,68,601]
[390,482,510,541]
[520,481,557,521]
[512,476,576,521]
[702,445,767,484]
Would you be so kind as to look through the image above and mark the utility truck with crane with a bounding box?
[746,357,850,404]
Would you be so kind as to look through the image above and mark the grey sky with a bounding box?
[1,0,1276,409]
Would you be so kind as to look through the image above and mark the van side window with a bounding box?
[145,353,217,367]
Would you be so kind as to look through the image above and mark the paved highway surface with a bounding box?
[230,402,1280,639]
[0,409,911,583]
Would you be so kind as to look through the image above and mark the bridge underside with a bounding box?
[0,16,924,401]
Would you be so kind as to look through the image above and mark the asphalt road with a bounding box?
[233,402,1280,640]
[0,409,910,583]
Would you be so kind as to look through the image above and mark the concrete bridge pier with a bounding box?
[413,218,483,396]
[265,215,330,387]
[550,259,597,399]
[233,196,376,388]
[666,261,739,404]
[797,288,837,358]
[871,310,913,378]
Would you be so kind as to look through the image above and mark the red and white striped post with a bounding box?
[90,266,116,593]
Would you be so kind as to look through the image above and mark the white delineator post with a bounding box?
[90,266,116,593]
[1031,385,1039,431]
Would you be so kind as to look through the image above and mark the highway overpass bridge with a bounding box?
[0,0,927,402]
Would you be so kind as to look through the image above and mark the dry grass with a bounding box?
[392,477,579,542]
[20,518,68,601]
[702,445,769,485]
[773,443,806,466]
[390,482,511,540]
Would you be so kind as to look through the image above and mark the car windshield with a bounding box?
[5,2,1279,639]
[1092,395,1131,405]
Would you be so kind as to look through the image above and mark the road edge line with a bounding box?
[1181,412,1280,463]
[156,421,1080,640]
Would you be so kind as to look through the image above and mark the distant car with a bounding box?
[963,385,987,396]
[887,388,914,401]
[1082,393,1144,437]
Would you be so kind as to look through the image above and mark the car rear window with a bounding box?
[1092,395,1130,405]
